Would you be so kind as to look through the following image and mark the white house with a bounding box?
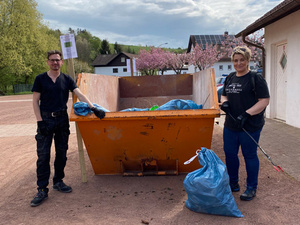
[91,52,138,76]
[186,33,256,78]
[236,0,300,128]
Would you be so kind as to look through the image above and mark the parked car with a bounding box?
[216,74,228,103]
[216,75,227,88]
[217,86,223,103]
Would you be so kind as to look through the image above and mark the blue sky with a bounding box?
[35,0,283,48]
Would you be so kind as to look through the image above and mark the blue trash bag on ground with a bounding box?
[156,99,202,110]
[73,102,109,116]
[183,147,244,218]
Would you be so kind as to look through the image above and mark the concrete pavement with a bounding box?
[216,114,300,181]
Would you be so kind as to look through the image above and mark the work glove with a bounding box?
[91,107,106,119]
[37,121,50,136]
[220,101,230,114]
[236,112,250,129]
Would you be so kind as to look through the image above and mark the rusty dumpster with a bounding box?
[70,69,220,175]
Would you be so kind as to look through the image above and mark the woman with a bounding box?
[220,46,270,201]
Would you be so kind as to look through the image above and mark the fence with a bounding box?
[13,84,33,94]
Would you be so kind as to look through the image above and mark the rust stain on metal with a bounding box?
[140,132,149,136]
[176,128,181,140]
[167,122,176,130]
[168,123,176,128]
[143,123,154,129]
[161,138,168,143]
[123,150,128,161]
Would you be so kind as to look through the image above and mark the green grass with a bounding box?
[112,44,187,54]
[14,91,32,95]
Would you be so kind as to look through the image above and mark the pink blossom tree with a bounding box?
[190,43,223,71]
[136,48,191,75]
[136,31,264,76]
[222,30,264,64]
[136,48,168,75]
[165,52,191,74]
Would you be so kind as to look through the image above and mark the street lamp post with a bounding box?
[157,42,168,48]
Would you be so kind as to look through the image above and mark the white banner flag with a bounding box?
[126,58,136,73]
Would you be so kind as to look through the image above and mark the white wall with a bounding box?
[95,66,189,76]
[94,66,133,77]
[188,61,255,78]
[265,10,300,128]
[157,69,189,75]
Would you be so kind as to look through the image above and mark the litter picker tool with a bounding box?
[227,112,283,172]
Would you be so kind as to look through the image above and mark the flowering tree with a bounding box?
[136,31,264,75]
[222,31,264,65]
[136,48,190,75]
[165,52,191,74]
[190,43,223,71]
[190,31,264,71]
[136,48,168,75]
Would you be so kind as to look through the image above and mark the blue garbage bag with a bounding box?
[120,100,202,112]
[120,108,149,112]
[73,102,109,116]
[156,99,202,110]
[183,147,243,218]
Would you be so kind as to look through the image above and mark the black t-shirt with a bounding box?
[32,72,78,112]
[222,71,270,132]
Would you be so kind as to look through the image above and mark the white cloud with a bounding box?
[36,0,284,48]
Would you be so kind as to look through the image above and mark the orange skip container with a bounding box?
[70,69,220,175]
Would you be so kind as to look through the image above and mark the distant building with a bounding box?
[91,52,137,76]
[157,67,189,75]
[186,32,256,77]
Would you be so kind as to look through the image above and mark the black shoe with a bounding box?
[240,188,256,201]
[30,188,48,207]
[53,181,72,193]
[230,183,240,192]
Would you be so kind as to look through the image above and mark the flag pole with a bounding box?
[68,58,87,183]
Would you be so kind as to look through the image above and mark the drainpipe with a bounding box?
[242,34,266,78]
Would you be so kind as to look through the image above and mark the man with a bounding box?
[30,50,105,207]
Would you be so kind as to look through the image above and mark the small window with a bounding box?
[228,65,232,70]
[280,53,287,70]
[123,68,127,72]
[121,57,125,63]
[219,65,223,71]
[113,68,118,73]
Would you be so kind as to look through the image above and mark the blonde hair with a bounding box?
[231,46,251,61]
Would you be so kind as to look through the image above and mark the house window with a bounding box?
[280,53,287,70]
[228,65,232,70]
[121,57,125,63]
[219,65,223,71]
[123,68,127,72]
[113,68,118,73]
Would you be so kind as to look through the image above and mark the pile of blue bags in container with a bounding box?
[73,99,202,116]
